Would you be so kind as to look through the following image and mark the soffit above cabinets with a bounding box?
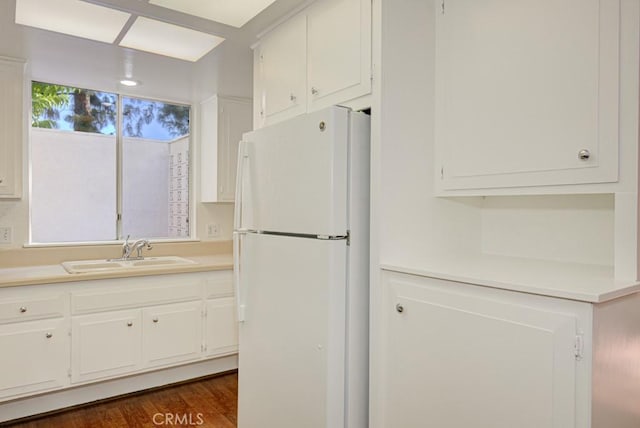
[148,0,279,28]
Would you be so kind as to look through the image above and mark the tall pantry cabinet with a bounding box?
[372,0,640,427]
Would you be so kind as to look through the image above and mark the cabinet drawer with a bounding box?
[204,271,233,298]
[0,295,66,324]
[72,282,201,314]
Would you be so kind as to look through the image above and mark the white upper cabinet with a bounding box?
[0,57,24,199]
[306,0,372,112]
[254,0,372,128]
[200,95,252,203]
[435,0,620,193]
[256,13,307,127]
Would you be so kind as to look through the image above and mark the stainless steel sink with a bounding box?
[62,256,196,274]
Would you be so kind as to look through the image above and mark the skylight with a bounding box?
[15,0,131,44]
[148,0,278,28]
[119,17,225,62]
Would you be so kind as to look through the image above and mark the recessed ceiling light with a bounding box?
[148,0,278,28]
[119,79,139,87]
[119,17,225,62]
[15,0,131,44]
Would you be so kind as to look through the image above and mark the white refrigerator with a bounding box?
[233,106,370,428]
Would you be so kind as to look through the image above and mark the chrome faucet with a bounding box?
[132,239,152,258]
[120,236,152,260]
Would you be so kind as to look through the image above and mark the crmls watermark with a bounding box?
[152,413,205,426]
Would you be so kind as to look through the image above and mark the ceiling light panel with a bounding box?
[119,17,225,62]
[15,0,131,44]
[148,0,278,28]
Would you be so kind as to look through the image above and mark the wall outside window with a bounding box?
[30,128,186,243]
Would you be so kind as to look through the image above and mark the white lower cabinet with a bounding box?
[69,272,236,385]
[71,309,142,383]
[379,270,594,428]
[143,301,203,368]
[0,318,69,400]
[0,270,236,407]
[205,297,238,356]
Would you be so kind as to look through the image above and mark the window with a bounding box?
[30,82,190,243]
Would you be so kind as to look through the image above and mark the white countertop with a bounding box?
[382,253,640,303]
[0,254,233,288]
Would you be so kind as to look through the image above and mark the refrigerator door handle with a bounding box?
[233,229,246,323]
[234,140,248,232]
[234,140,248,323]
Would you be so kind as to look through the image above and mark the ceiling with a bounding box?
[81,0,312,47]
[0,0,311,103]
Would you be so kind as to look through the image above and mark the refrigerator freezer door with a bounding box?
[239,106,350,236]
[237,233,347,428]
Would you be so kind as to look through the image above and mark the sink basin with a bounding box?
[130,257,197,267]
[62,261,124,273]
[62,256,197,274]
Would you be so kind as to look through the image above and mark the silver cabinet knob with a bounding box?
[395,303,404,313]
[45,332,52,339]
[578,149,591,160]
[152,317,159,323]
[127,321,133,327]
[19,306,27,313]
[311,87,319,95]
[290,93,296,101]
[0,178,3,184]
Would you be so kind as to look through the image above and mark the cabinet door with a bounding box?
[205,297,238,356]
[0,57,24,198]
[257,12,307,127]
[307,0,371,112]
[436,0,619,192]
[0,319,69,401]
[382,272,579,428]
[217,98,252,202]
[142,301,202,368]
[71,310,142,383]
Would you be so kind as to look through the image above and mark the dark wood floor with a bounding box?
[2,371,238,428]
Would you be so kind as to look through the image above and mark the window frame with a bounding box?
[28,80,194,246]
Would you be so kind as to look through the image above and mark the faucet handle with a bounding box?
[122,235,132,258]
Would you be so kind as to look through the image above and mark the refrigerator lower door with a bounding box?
[237,233,347,428]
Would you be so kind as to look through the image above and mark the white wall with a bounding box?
[31,128,117,243]
[122,137,172,239]
[30,129,179,243]
[377,0,482,269]
[480,194,614,266]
